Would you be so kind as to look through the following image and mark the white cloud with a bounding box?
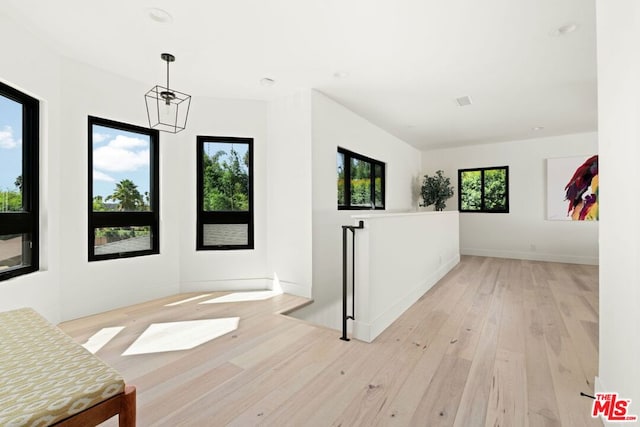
[108,135,148,149]
[93,169,116,182]
[0,126,20,149]
[93,135,150,172]
[92,133,109,143]
[94,145,150,172]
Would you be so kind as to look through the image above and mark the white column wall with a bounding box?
[595,0,640,418]
[290,90,423,331]
[265,90,313,297]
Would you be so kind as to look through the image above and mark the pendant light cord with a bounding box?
[166,58,170,90]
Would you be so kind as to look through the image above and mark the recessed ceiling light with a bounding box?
[148,8,173,23]
[455,96,473,107]
[260,77,275,87]
[551,23,578,36]
[333,71,349,78]
[532,126,544,131]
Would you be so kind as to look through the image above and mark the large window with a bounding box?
[0,82,39,281]
[197,136,253,250]
[458,166,509,213]
[88,116,159,261]
[338,148,385,210]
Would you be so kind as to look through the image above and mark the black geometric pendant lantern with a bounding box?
[145,53,191,133]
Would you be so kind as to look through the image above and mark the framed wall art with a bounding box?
[547,155,598,221]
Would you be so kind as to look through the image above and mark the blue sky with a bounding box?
[92,125,150,200]
[1,95,150,202]
[204,142,248,172]
[0,94,22,192]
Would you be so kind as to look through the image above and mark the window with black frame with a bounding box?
[0,82,39,281]
[458,166,509,213]
[88,116,159,261]
[197,136,253,250]
[337,147,385,210]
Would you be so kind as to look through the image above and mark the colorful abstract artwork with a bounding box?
[547,155,599,221]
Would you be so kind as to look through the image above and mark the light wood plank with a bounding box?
[532,264,600,427]
[522,287,563,427]
[453,266,507,427]
[410,355,472,426]
[374,333,453,426]
[54,256,599,427]
[485,349,528,427]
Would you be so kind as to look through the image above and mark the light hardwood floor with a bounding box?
[59,256,600,426]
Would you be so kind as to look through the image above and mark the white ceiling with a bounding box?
[2,0,597,150]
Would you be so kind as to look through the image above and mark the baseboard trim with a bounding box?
[353,254,461,343]
[461,248,598,265]
[180,277,311,298]
[277,280,312,299]
[180,278,271,292]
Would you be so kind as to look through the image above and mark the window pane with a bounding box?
[337,149,385,210]
[202,142,249,212]
[460,171,482,210]
[337,152,345,206]
[197,136,253,251]
[0,94,23,212]
[92,125,151,212]
[374,164,383,208]
[203,224,249,246]
[94,226,152,256]
[89,117,159,261]
[1,82,38,280]
[0,234,32,271]
[350,158,371,207]
[484,168,507,210]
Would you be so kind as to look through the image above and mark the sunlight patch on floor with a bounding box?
[165,294,212,306]
[82,326,125,354]
[122,318,239,356]
[200,290,282,304]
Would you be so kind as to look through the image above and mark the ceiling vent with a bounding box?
[455,96,473,107]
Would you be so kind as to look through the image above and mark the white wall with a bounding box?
[0,14,182,323]
[422,132,599,265]
[292,90,423,331]
[596,0,640,420]
[61,62,270,306]
[178,97,269,292]
[0,13,62,323]
[265,90,313,297]
[0,12,272,321]
[58,59,181,320]
[352,212,459,342]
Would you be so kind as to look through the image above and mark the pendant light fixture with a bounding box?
[145,53,191,133]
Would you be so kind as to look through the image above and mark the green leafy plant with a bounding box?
[420,170,454,211]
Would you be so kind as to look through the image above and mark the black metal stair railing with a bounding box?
[340,220,364,341]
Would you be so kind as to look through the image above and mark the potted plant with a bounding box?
[420,170,454,211]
